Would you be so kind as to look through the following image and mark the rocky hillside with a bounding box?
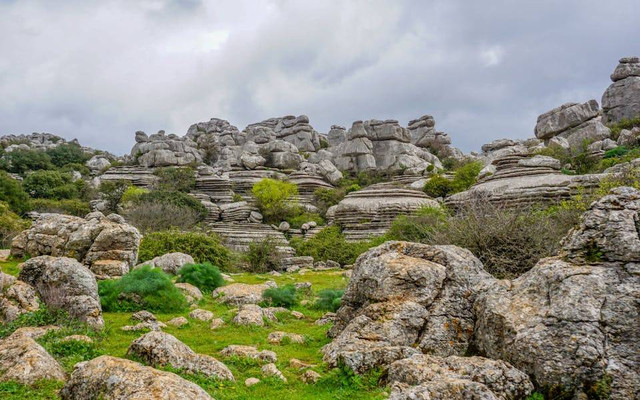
[0,56,638,399]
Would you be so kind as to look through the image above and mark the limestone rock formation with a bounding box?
[0,272,39,323]
[18,256,104,329]
[11,212,141,279]
[131,130,202,168]
[135,252,194,275]
[0,328,66,385]
[330,184,440,241]
[128,331,234,381]
[323,242,494,373]
[407,115,463,160]
[534,100,611,149]
[212,281,277,306]
[60,355,213,400]
[602,57,640,124]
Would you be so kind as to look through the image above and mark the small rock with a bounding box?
[268,331,305,344]
[278,221,290,232]
[245,377,260,387]
[220,345,277,363]
[175,283,203,304]
[166,317,189,327]
[291,311,304,319]
[189,309,214,322]
[290,358,315,369]
[209,318,225,330]
[121,321,167,332]
[301,370,321,384]
[61,335,93,343]
[132,310,157,322]
[315,312,336,326]
[326,260,340,269]
[294,282,312,292]
[261,363,287,382]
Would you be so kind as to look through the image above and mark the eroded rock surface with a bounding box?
[0,328,66,385]
[0,272,39,323]
[213,281,276,306]
[603,57,640,124]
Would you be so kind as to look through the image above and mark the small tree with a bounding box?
[0,171,31,214]
[252,178,298,223]
[46,143,90,168]
[98,180,130,213]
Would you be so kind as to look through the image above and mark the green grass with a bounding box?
[0,259,383,399]
[0,257,22,276]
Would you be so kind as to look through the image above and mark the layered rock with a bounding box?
[11,212,141,279]
[330,184,439,241]
[19,256,104,329]
[128,331,234,381]
[407,115,464,160]
[245,115,321,153]
[98,166,159,188]
[534,100,611,149]
[131,130,202,168]
[60,355,213,400]
[323,242,494,373]
[602,57,640,124]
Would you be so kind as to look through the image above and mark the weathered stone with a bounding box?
[166,317,188,327]
[189,309,214,322]
[60,355,213,400]
[175,282,203,303]
[19,256,104,329]
[0,272,39,323]
[0,329,66,385]
[220,345,277,363]
[136,252,194,275]
[232,304,276,326]
[245,377,260,387]
[603,57,640,124]
[267,331,305,344]
[213,281,277,306]
[261,363,287,382]
[301,370,321,384]
[535,100,600,139]
[209,318,225,330]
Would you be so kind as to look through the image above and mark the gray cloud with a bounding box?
[0,0,638,154]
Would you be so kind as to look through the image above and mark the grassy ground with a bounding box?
[0,260,388,400]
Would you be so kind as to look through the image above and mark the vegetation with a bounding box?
[28,198,90,217]
[245,237,281,273]
[99,266,188,313]
[290,226,383,266]
[261,284,298,308]
[138,230,230,269]
[313,289,344,312]
[0,148,53,175]
[608,115,640,139]
[313,187,347,217]
[177,262,225,293]
[153,166,196,193]
[0,202,30,247]
[423,161,483,198]
[137,190,207,220]
[0,171,31,214]
[252,178,299,224]
[98,180,130,213]
[22,170,81,199]
[45,143,90,168]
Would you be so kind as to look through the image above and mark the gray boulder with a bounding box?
[0,328,66,385]
[603,57,640,124]
[136,252,194,275]
[0,272,39,323]
[535,100,600,140]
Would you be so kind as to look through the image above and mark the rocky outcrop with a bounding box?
[11,212,141,279]
[534,100,611,149]
[128,331,234,381]
[131,130,202,168]
[0,272,39,323]
[18,256,104,329]
[60,355,213,400]
[407,115,464,160]
[446,153,605,209]
[387,354,533,400]
[602,57,640,124]
[474,187,640,399]
[0,328,66,385]
[99,166,159,188]
[323,242,494,373]
[330,184,439,241]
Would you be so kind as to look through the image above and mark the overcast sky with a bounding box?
[1,0,638,155]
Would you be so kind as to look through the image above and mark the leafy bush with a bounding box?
[535,139,596,174]
[138,230,230,269]
[252,178,298,223]
[423,161,483,198]
[0,202,30,247]
[0,171,30,214]
[386,206,448,243]
[138,190,207,220]
[23,170,79,199]
[28,199,90,217]
[60,162,90,176]
[98,180,130,213]
[1,148,53,174]
[98,266,188,313]
[45,144,89,168]
[120,186,148,204]
[313,289,344,312]
[261,284,298,308]
[290,226,382,266]
[153,167,196,193]
[603,146,629,159]
[122,202,202,233]
[176,262,225,293]
[313,187,347,217]
[245,237,281,273]
[423,175,456,198]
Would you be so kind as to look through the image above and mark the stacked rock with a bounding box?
[131,130,202,168]
[408,115,464,160]
[602,57,640,124]
[99,166,159,188]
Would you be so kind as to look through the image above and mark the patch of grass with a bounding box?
[313,289,344,312]
[0,380,64,400]
[0,307,71,339]
[138,230,230,268]
[261,285,298,309]
[37,326,104,372]
[0,258,22,276]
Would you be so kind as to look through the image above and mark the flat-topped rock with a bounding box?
[99,166,159,188]
[535,100,600,139]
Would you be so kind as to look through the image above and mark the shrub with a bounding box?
[138,230,230,269]
[2,148,53,174]
[423,175,456,198]
[98,180,130,213]
[603,146,629,159]
[252,178,299,223]
[122,202,202,233]
[290,226,382,266]
[46,144,90,168]
[29,199,90,217]
[60,162,90,176]
[535,139,596,174]
[138,190,207,220]
[98,266,188,313]
[608,115,640,139]
[451,161,483,191]
[22,170,79,199]
[245,237,281,273]
[176,262,225,293]
[120,186,149,204]
[0,171,30,214]
[386,206,448,243]
[0,202,30,248]
[261,284,297,309]
[313,187,346,216]
[153,167,196,192]
[313,289,344,312]
[286,211,324,229]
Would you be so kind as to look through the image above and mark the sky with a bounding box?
[0,0,639,155]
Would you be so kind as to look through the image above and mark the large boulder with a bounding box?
[323,242,494,373]
[0,328,66,385]
[474,187,640,399]
[18,256,104,329]
[59,355,213,400]
[602,57,640,124]
[128,331,234,381]
[11,212,141,279]
[131,130,202,168]
[0,272,39,323]
[535,100,600,139]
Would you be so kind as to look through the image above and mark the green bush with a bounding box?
[245,237,281,273]
[252,178,299,224]
[138,190,207,220]
[46,144,90,168]
[122,202,203,233]
[313,289,344,312]
[98,180,130,213]
[0,202,30,248]
[176,263,225,293]
[603,146,629,159]
[313,188,347,217]
[608,115,640,139]
[261,284,297,309]
[138,230,230,269]
[386,206,448,243]
[290,226,382,266]
[0,171,30,214]
[120,186,149,204]
[60,162,90,176]
[1,149,53,175]
[153,167,196,193]
[22,170,79,199]
[451,161,483,191]
[98,266,188,313]
[535,139,596,174]
[423,175,456,198]
[28,199,90,217]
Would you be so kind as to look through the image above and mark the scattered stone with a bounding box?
[175,282,203,303]
[245,377,260,387]
[213,281,277,306]
[315,312,336,326]
[62,335,93,343]
[121,321,167,332]
[289,358,315,369]
[0,272,39,323]
[128,331,234,381]
[261,363,287,382]
[0,329,66,385]
[166,317,189,327]
[135,252,194,275]
[220,345,277,363]
[301,370,321,384]
[291,311,304,319]
[268,331,305,344]
[59,355,213,399]
[189,309,214,322]
[132,310,157,322]
[232,304,277,326]
[209,318,225,330]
